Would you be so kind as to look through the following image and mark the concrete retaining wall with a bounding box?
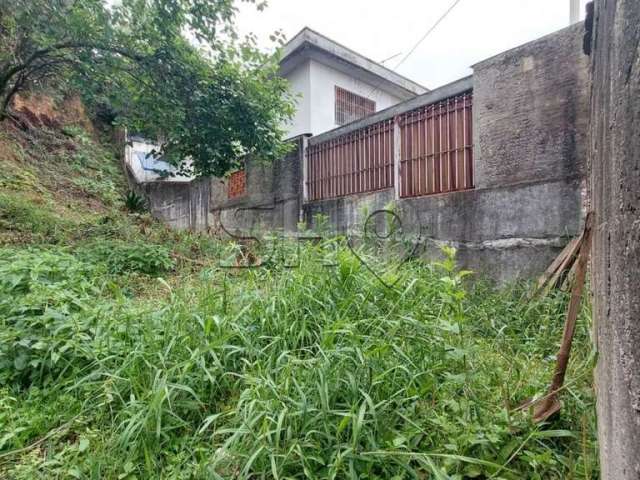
[589,0,640,476]
[302,23,589,283]
[208,135,307,236]
[140,179,210,231]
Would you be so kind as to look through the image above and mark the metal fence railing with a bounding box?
[306,119,394,201]
[305,90,473,202]
[399,92,473,197]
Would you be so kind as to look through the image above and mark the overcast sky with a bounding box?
[235,0,589,89]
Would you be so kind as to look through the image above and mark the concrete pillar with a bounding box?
[393,117,401,200]
[589,0,640,477]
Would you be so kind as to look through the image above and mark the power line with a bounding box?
[393,0,463,71]
[366,0,463,99]
[379,52,402,64]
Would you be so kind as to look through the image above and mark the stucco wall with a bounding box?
[283,59,404,138]
[283,62,312,139]
[307,59,404,135]
[124,138,192,183]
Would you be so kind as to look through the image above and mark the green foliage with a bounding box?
[124,190,146,213]
[72,176,121,206]
[0,192,70,243]
[0,116,138,245]
[0,248,104,386]
[0,238,598,479]
[79,240,175,275]
[1,0,294,176]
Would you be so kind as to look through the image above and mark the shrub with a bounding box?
[79,240,175,275]
[0,248,104,386]
[123,190,146,213]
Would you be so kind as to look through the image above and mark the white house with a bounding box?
[279,27,428,138]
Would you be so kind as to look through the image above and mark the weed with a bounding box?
[0,119,597,479]
[78,240,175,275]
[0,192,69,243]
[124,191,147,213]
[0,240,598,479]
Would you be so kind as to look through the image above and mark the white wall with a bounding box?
[283,62,312,138]
[308,59,403,135]
[283,59,404,138]
[124,139,192,183]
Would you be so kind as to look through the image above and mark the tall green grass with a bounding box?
[0,240,597,479]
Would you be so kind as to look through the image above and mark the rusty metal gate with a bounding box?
[306,119,394,201]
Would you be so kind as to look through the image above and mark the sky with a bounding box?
[235,0,589,89]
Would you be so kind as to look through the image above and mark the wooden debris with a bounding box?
[532,212,594,423]
[534,225,586,297]
[536,238,579,290]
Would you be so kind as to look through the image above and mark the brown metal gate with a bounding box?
[306,119,394,201]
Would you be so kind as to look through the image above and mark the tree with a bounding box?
[0,0,294,176]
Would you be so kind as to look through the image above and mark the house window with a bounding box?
[335,86,376,125]
[228,170,246,199]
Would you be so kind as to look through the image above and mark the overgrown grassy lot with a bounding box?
[0,122,598,478]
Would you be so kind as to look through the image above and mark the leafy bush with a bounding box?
[0,248,104,386]
[123,191,146,213]
[79,240,175,275]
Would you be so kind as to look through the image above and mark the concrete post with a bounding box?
[302,134,309,204]
[393,117,401,200]
[589,0,640,477]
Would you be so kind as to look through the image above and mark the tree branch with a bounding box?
[1,41,145,92]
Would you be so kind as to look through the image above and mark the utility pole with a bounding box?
[570,0,580,24]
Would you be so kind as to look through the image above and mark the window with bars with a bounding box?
[335,86,376,126]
